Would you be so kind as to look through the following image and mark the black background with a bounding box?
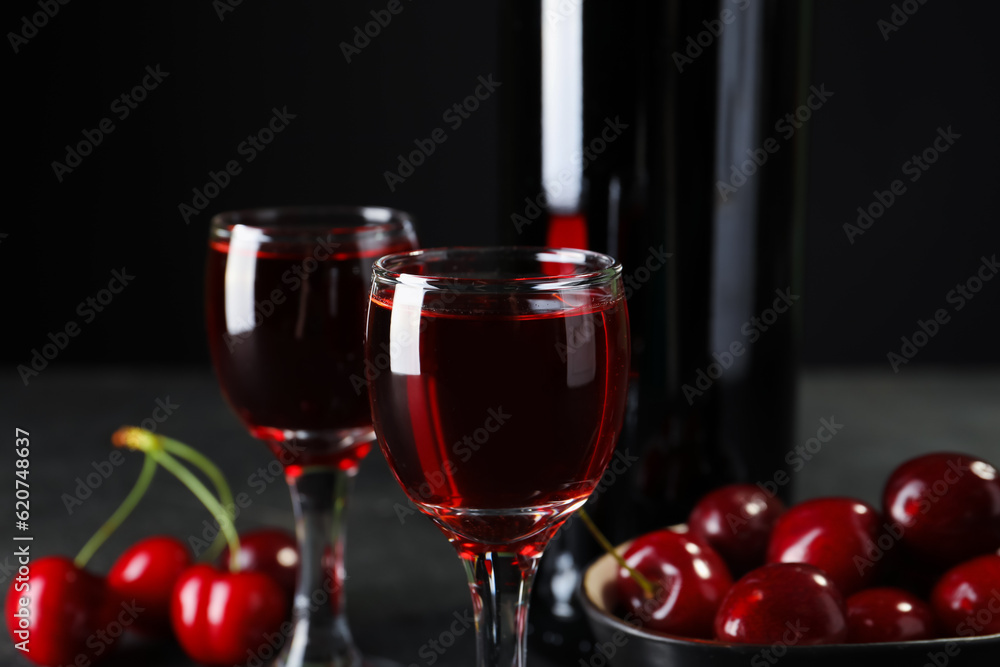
[4,0,999,375]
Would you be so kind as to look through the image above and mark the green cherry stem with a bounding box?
[73,452,157,569]
[159,436,235,562]
[114,427,242,573]
[152,450,242,572]
[578,508,658,598]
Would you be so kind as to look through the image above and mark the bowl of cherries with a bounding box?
[580,451,1000,667]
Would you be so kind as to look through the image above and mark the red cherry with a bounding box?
[616,529,732,639]
[714,563,847,645]
[688,484,785,576]
[4,556,117,666]
[107,536,191,637]
[766,497,883,596]
[931,554,1000,637]
[171,564,288,666]
[845,587,936,643]
[219,528,298,603]
[883,452,1000,566]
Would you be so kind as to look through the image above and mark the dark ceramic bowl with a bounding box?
[579,537,1000,667]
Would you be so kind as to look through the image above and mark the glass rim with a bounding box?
[372,246,623,291]
[209,205,415,241]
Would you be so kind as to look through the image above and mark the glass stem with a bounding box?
[461,550,540,667]
[279,465,358,667]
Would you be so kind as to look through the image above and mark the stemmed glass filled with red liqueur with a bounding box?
[205,206,417,667]
[366,247,630,667]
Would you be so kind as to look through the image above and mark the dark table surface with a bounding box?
[2,369,998,666]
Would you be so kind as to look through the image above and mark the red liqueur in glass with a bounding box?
[205,213,416,469]
[368,259,629,552]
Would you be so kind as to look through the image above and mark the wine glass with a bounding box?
[205,206,417,667]
[365,247,630,666]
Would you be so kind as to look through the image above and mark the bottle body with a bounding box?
[497,0,811,656]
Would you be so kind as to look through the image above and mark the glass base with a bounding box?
[416,498,587,551]
[268,652,404,667]
[254,425,376,471]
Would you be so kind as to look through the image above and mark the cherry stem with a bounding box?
[159,436,234,563]
[153,449,242,573]
[73,453,157,569]
[113,427,242,573]
[577,508,658,597]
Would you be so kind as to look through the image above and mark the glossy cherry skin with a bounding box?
[171,564,288,666]
[714,563,847,645]
[219,528,298,604]
[883,452,1000,566]
[4,556,117,666]
[616,529,733,639]
[107,536,191,637]
[766,497,883,596]
[845,587,936,643]
[931,554,1000,637]
[688,484,786,576]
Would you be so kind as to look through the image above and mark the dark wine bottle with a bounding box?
[497,0,812,659]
